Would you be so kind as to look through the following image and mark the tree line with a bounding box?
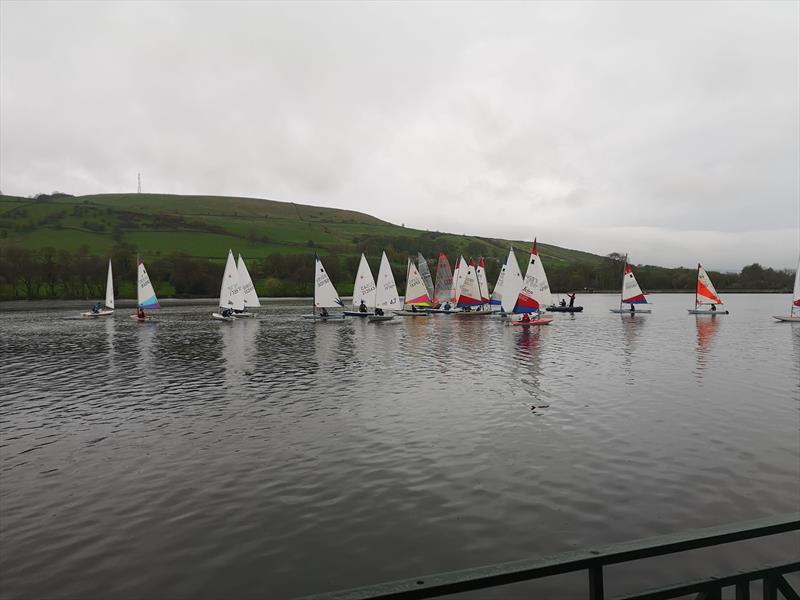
[0,244,794,301]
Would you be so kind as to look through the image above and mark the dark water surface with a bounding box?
[1,294,798,599]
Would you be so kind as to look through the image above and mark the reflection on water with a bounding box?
[694,315,722,380]
[0,294,797,600]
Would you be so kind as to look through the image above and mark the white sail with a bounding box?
[417,253,435,301]
[501,248,524,313]
[104,260,114,309]
[237,254,261,308]
[352,253,377,308]
[375,251,401,310]
[475,258,490,304]
[314,254,344,309]
[136,257,160,309]
[219,250,244,311]
[404,258,431,305]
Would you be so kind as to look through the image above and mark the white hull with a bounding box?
[302,314,346,321]
[212,312,236,321]
[773,315,800,322]
[368,315,395,322]
[81,310,114,317]
[395,310,429,317]
[689,309,729,315]
[233,311,256,318]
[610,308,652,314]
[343,311,374,317]
[452,310,493,317]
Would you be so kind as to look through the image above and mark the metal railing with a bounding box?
[298,514,799,600]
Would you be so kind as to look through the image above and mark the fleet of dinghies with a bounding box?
[81,244,799,325]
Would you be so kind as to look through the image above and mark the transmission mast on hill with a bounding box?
[137,173,142,194]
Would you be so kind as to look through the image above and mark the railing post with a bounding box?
[764,576,777,600]
[589,565,604,600]
[736,581,750,600]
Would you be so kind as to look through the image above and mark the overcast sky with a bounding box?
[1,1,798,270]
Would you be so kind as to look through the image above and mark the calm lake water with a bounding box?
[1,294,798,599]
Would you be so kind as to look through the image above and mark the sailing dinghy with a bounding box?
[236,254,260,317]
[511,240,554,325]
[303,254,345,320]
[81,260,115,317]
[213,250,244,321]
[688,264,729,314]
[453,258,492,317]
[610,257,652,314]
[370,251,400,321]
[131,256,160,321]
[344,253,376,317]
[773,255,800,322]
[396,257,431,316]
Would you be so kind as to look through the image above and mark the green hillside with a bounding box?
[0,192,792,300]
[0,192,603,266]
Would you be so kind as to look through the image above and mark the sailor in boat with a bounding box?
[359,300,368,313]
[442,302,451,311]
[411,305,418,313]
[137,307,146,319]
[629,304,636,313]
[710,304,717,312]
[222,308,233,318]
[521,313,531,323]
[375,307,384,316]
[90,302,102,314]
[320,307,329,318]
[559,299,567,307]
[568,293,576,308]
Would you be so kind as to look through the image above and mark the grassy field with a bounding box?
[0,192,605,266]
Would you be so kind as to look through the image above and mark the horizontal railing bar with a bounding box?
[611,562,799,600]
[297,514,799,600]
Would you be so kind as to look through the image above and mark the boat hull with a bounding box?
[688,309,729,315]
[511,317,554,326]
[773,315,800,322]
[233,311,256,318]
[546,306,584,313]
[130,315,153,322]
[395,310,429,317]
[610,309,652,314]
[451,310,493,317]
[343,311,374,317]
[368,315,395,322]
[81,310,114,317]
[212,313,236,321]
[302,314,346,321]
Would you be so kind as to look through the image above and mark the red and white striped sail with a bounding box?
[621,260,648,304]
[404,258,431,306]
[696,263,723,305]
[433,252,453,304]
[456,259,482,307]
[513,239,553,313]
[475,258,490,304]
